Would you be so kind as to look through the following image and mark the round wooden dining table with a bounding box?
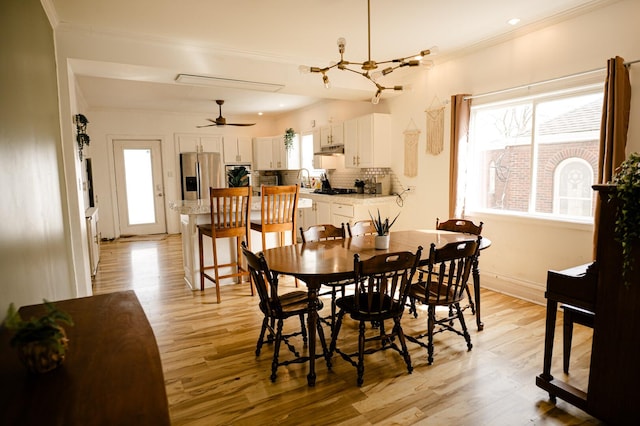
[261,229,491,386]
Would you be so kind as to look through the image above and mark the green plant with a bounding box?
[4,300,73,353]
[227,166,250,187]
[284,128,296,151]
[612,152,640,287]
[369,209,400,236]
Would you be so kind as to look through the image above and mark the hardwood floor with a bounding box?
[92,234,602,425]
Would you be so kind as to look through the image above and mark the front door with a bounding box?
[113,139,167,235]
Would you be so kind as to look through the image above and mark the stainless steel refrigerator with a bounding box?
[180,152,223,200]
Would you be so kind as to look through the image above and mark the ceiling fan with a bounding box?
[197,100,255,127]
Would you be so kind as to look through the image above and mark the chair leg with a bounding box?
[299,313,308,346]
[455,303,473,351]
[393,317,413,374]
[356,321,366,387]
[212,234,221,304]
[329,310,345,356]
[427,306,436,365]
[198,230,206,291]
[271,319,284,382]
[256,317,269,356]
[316,315,332,370]
[464,283,476,314]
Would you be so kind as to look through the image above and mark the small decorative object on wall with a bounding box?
[284,128,296,151]
[3,300,74,374]
[612,152,640,287]
[426,97,445,155]
[404,118,420,177]
[74,114,90,160]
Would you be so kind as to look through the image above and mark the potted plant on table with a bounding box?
[3,300,74,373]
[370,209,400,249]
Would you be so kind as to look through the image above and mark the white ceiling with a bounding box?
[48,0,617,119]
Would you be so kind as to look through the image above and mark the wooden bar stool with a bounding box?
[198,186,252,303]
[251,184,299,251]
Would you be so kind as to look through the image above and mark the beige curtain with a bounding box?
[449,94,472,218]
[593,56,632,256]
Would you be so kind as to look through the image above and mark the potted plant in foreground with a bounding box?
[612,152,640,287]
[370,209,400,249]
[3,300,74,373]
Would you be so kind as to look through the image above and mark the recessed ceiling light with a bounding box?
[258,112,263,116]
[508,18,521,26]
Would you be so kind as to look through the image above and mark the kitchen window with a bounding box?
[463,86,603,222]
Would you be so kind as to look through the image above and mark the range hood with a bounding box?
[315,144,344,155]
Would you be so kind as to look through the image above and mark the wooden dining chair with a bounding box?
[406,236,480,364]
[300,223,352,331]
[197,186,252,303]
[250,184,299,251]
[433,217,484,316]
[346,219,377,237]
[241,242,331,382]
[329,247,422,386]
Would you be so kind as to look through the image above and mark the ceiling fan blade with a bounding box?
[206,118,217,123]
[196,123,217,128]
[227,123,256,127]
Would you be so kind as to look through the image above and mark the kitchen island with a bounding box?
[169,197,312,290]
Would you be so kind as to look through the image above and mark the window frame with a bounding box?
[462,84,603,225]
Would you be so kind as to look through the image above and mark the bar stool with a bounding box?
[250,184,299,251]
[198,186,252,303]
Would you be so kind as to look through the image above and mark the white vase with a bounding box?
[375,234,390,250]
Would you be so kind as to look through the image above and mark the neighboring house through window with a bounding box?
[463,86,603,222]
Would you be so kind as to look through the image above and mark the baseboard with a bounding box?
[480,272,546,306]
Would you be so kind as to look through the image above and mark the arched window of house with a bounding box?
[553,158,594,217]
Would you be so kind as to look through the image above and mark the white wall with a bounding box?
[275,0,640,304]
[0,0,79,311]
[384,0,640,303]
[84,109,277,239]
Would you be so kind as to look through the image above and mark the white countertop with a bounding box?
[169,197,313,215]
[298,191,397,204]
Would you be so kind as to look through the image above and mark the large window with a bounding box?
[464,87,603,221]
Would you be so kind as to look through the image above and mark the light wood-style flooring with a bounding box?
[92,234,602,425]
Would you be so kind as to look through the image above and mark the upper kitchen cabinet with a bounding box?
[223,136,252,164]
[319,122,343,149]
[176,134,223,153]
[252,136,299,170]
[311,129,340,169]
[343,113,390,168]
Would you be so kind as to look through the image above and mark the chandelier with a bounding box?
[299,0,437,104]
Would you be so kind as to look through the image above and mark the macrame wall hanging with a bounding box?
[425,97,446,155]
[403,118,420,177]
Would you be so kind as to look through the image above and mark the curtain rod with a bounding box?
[464,59,639,101]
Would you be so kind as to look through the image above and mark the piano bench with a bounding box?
[562,304,595,374]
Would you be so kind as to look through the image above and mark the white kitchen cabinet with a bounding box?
[252,137,274,170]
[312,129,340,169]
[343,113,390,168]
[223,136,252,164]
[331,200,390,228]
[176,134,223,153]
[319,122,343,148]
[299,198,331,233]
[252,136,299,170]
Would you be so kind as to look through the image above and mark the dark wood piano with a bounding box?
[536,185,640,423]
